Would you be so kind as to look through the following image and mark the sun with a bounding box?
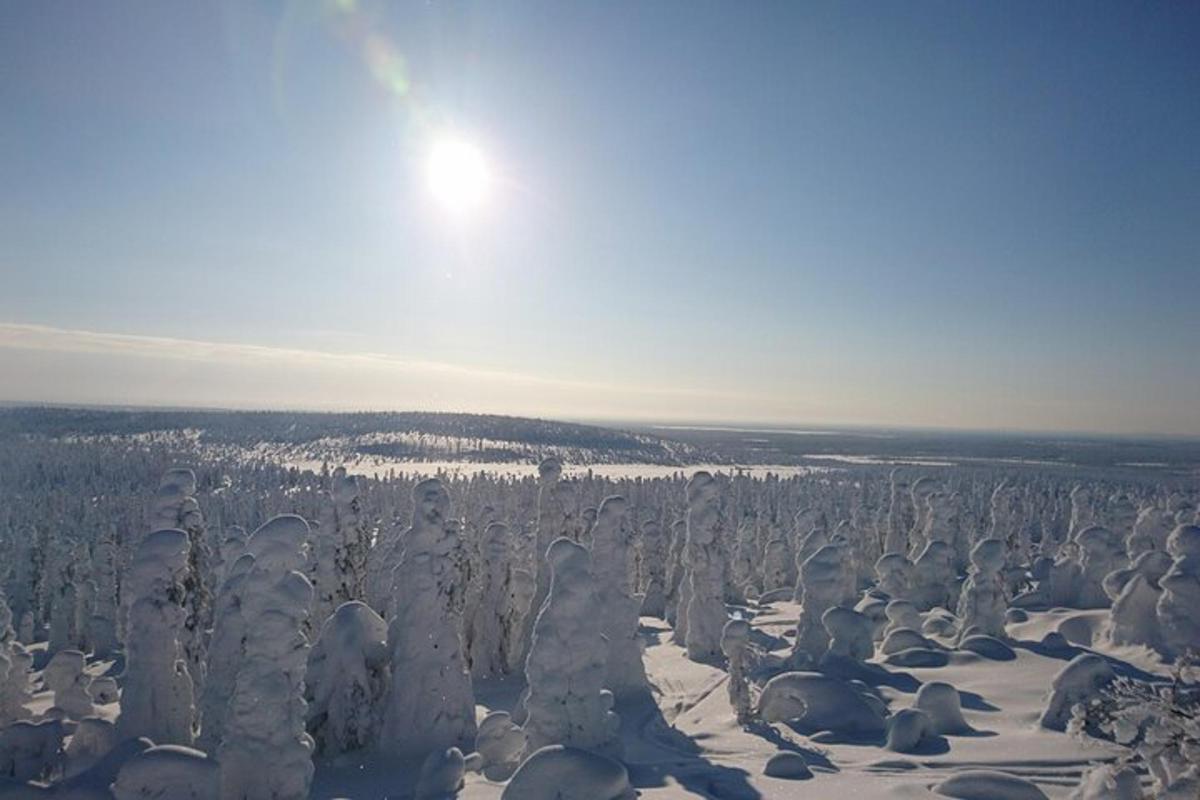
[427,138,491,213]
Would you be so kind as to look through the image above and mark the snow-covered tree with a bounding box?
[683,472,727,663]
[219,515,315,800]
[521,538,621,760]
[306,600,389,755]
[118,528,195,746]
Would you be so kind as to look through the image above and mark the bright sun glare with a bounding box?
[427,138,490,213]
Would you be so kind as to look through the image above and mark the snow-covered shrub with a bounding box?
[721,618,753,724]
[0,718,64,782]
[1069,657,1200,796]
[956,538,1008,640]
[43,649,93,720]
[306,600,389,755]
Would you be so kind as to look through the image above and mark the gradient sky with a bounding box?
[2,1,1198,435]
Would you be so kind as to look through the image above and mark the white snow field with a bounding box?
[1,412,1198,799]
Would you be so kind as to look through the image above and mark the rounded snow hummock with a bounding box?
[915,682,972,735]
[763,751,812,780]
[957,634,1016,661]
[757,672,886,736]
[111,745,219,800]
[501,745,634,800]
[934,770,1049,799]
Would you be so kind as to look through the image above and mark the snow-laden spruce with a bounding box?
[683,471,727,663]
[306,599,389,755]
[791,543,847,667]
[311,467,370,628]
[380,479,476,764]
[218,514,315,800]
[464,522,519,679]
[118,528,196,746]
[1157,524,1200,660]
[147,468,212,696]
[589,495,650,698]
[196,552,252,754]
[637,515,668,618]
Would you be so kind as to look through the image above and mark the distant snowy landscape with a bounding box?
[0,407,1197,799]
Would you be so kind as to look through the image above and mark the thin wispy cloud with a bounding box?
[0,323,748,418]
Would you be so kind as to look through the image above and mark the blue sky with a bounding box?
[2,1,1198,434]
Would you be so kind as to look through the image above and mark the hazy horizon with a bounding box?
[1,322,1195,441]
[4,3,1198,436]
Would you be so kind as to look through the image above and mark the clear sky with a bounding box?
[2,1,1198,435]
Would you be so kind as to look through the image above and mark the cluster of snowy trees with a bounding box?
[1,426,1199,797]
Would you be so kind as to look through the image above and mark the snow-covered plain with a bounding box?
[1,409,1198,799]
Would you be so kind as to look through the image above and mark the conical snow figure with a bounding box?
[1156,524,1200,661]
[956,539,1008,641]
[521,538,621,760]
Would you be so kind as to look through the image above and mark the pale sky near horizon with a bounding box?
[2,2,1198,435]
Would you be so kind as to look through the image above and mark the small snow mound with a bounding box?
[763,751,812,779]
[1040,653,1115,731]
[501,745,633,800]
[1040,631,1070,651]
[957,635,1016,661]
[1069,764,1141,800]
[915,682,971,735]
[415,747,466,799]
[89,677,118,705]
[884,648,949,668]
[886,708,934,753]
[881,628,932,655]
[1005,608,1029,624]
[111,745,219,800]
[934,770,1049,800]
